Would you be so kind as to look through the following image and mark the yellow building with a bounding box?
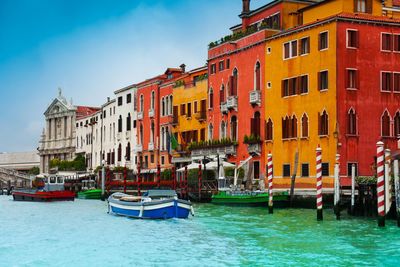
[171,66,208,165]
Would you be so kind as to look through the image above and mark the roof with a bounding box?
[240,0,317,18]
[76,106,101,119]
[299,0,385,12]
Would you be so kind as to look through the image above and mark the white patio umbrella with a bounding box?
[205,161,235,170]
[176,163,201,172]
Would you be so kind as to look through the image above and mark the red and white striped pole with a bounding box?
[184,165,188,200]
[334,153,340,220]
[377,141,385,227]
[123,166,127,193]
[198,164,202,201]
[157,164,161,189]
[137,165,142,196]
[385,148,392,215]
[172,166,176,191]
[316,146,323,221]
[267,152,273,214]
[106,167,110,197]
[180,168,183,198]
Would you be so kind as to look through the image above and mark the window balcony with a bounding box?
[195,110,207,122]
[227,96,238,110]
[138,111,143,120]
[190,143,237,157]
[148,142,154,151]
[171,115,179,126]
[148,108,155,118]
[249,90,261,105]
[136,144,143,152]
[220,102,228,114]
[245,140,262,155]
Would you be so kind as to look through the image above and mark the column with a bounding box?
[46,119,50,141]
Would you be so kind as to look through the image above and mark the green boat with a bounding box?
[77,189,102,199]
[211,190,289,207]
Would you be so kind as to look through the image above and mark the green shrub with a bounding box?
[28,166,40,175]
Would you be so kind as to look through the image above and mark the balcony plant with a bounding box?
[243,134,262,144]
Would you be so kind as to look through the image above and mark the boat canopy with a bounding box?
[146,190,177,198]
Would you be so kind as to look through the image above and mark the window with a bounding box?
[394,35,400,52]
[283,164,291,177]
[161,156,165,165]
[319,110,329,136]
[282,77,298,97]
[346,69,359,89]
[322,162,329,177]
[267,47,271,54]
[220,121,226,139]
[282,116,290,139]
[218,60,225,71]
[301,163,309,177]
[291,115,298,138]
[347,30,359,48]
[161,97,165,116]
[300,37,310,55]
[300,75,308,94]
[231,116,237,141]
[347,162,358,177]
[187,102,192,118]
[394,112,400,137]
[318,70,329,91]
[118,97,122,106]
[208,123,213,140]
[255,62,261,91]
[347,109,357,135]
[180,104,186,116]
[226,59,230,69]
[118,115,122,132]
[150,121,155,143]
[133,120,137,128]
[140,95,144,112]
[319,31,328,50]
[126,142,131,161]
[382,33,392,51]
[283,40,298,59]
[126,113,131,131]
[251,112,261,137]
[134,93,137,111]
[253,161,260,179]
[209,88,214,109]
[194,101,198,113]
[151,154,154,164]
[151,91,155,109]
[356,0,366,12]
[118,144,122,162]
[139,124,143,144]
[127,93,131,103]
[229,69,238,96]
[382,110,391,137]
[265,118,273,141]
[381,72,392,92]
[395,73,400,92]
[211,64,216,74]
[200,128,206,141]
[220,84,225,104]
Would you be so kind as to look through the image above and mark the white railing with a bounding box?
[220,102,228,114]
[249,90,261,105]
[227,96,238,110]
[148,109,155,118]
[138,111,143,120]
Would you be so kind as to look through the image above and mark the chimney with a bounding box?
[242,0,250,14]
[180,63,186,73]
[107,97,110,102]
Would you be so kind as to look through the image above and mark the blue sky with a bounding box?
[0,0,269,152]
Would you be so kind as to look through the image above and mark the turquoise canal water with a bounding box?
[1,196,400,266]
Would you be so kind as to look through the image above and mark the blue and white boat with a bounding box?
[107,190,194,219]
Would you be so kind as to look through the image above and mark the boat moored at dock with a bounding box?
[107,190,194,219]
[211,190,289,207]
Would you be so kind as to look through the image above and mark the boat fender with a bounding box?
[139,205,144,218]
[107,201,110,214]
[190,206,195,216]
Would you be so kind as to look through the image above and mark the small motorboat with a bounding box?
[77,179,101,199]
[107,190,194,219]
[13,175,75,202]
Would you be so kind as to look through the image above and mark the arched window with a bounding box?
[151,91,155,109]
[118,115,122,132]
[140,124,143,145]
[220,83,225,104]
[319,110,329,136]
[220,121,226,139]
[134,92,137,111]
[231,116,237,141]
[282,115,290,139]
[118,144,121,162]
[251,111,261,137]
[126,142,131,161]
[291,115,297,138]
[161,127,165,150]
[301,113,309,138]
[170,95,173,115]
[161,97,165,116]
[208,123,213,140]
[165,126,169,150]
[394,111,400,137]
[112,149,115,164]
[230,68,238,96]
[140,95,144,112]
[126,113,131,131]
[265,118,273,141]
[209,88,214,109]
[151,120,155,143]
[255,62,261,91]
[382,110,391,137]
[347,108,357,135]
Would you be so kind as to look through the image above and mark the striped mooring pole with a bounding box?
[385,148,392,216]
[377,141,385,227]
[123,166,127,193]
[172,166,176,191]
[351,163,356,215]
[394,159,400,227]
[316,146,323,221]
[137,165,142,196]
[157,164,161,189]
[334,154,340,220]
[180,168,183,197]
[198,164,202,201]
[106,167,110,197]
[267,152,273,214]
[184,165,188,200]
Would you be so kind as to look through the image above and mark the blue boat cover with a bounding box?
[146,190,177,198]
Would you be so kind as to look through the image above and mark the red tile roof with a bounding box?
[76,106,101,119]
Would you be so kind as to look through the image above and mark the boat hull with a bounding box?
[77,189,102,199]
[211,191,289,207]
[13,189,75,202]
[108,197,192,219]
